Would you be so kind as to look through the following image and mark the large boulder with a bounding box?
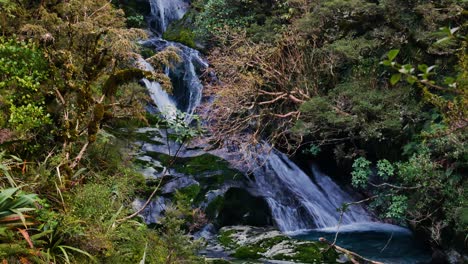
[206,226,351,263]
[216,188,272,227]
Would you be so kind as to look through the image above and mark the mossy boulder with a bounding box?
[216,226,351,263]
[216,188,272,227]
[163,8,199,49]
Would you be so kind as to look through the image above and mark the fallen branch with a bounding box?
[288,94,305,104]
[273,111,300,118]
[319,237,384,264]
[369,182,421,190]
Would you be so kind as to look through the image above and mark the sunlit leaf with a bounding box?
[387,49,400,61]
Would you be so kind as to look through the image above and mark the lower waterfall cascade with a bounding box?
[252,149,372,232]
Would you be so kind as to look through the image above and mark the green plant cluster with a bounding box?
[0,38,51,139]
[193,0,288,42]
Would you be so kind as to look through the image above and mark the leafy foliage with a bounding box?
[0,187,37,228]
[351,157,371,189]
[0,38,51,141]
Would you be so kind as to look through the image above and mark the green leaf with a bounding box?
[406,76,417,85]
[140,243,148,264]
[444,77,455,85]
[440,27,451,35]
[418,64,428,73]
[351,157,372,188]
[436,36,451,44]
[381,60,392,66]
[0,188,18,204]
[59,245,96,263]
[390,74,401,85]
[387,49,400,61]
[377,159,394,180]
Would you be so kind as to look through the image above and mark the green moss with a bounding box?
[293,243,324,263]
[217,227,345,263]
[218,229,236,248]
[164,28,196,49]
[163,10,198,49]
[205,195,224,219]
[205,259,232,264]
[271,242,340,263]
[179,154,240,179]
[232,245,263,259]
[178,184,201,202]
[234,236,289,260]
[144,152,240,182]
[258,235,289,249]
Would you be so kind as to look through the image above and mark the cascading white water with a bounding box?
[177,46,207,119]
[139,39,207,122]
[252,149,372,232]
[142,79,178,120]
[135,57,178,120]
[148,0,189,35]
[140,0,207,122]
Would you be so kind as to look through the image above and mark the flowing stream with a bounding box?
[135,1,431,262]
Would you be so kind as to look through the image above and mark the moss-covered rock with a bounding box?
[163,8,199,49]
[215,226,351,263]
[205,195,225,220]
[217,188,272,227]
[164,27,196,49]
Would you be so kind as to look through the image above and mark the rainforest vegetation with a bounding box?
[0,0,466,263]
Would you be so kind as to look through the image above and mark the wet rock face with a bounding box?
[133,128,274,227]
[217,188,272,227]
[205,226,350,263]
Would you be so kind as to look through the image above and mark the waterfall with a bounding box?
[135,56,178,120]
[252,149,371,232]
[139,0,207,122]
[142,79,177,120]
[142,38,207,120]
[148,0,190,35]
[139,0,374,233]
